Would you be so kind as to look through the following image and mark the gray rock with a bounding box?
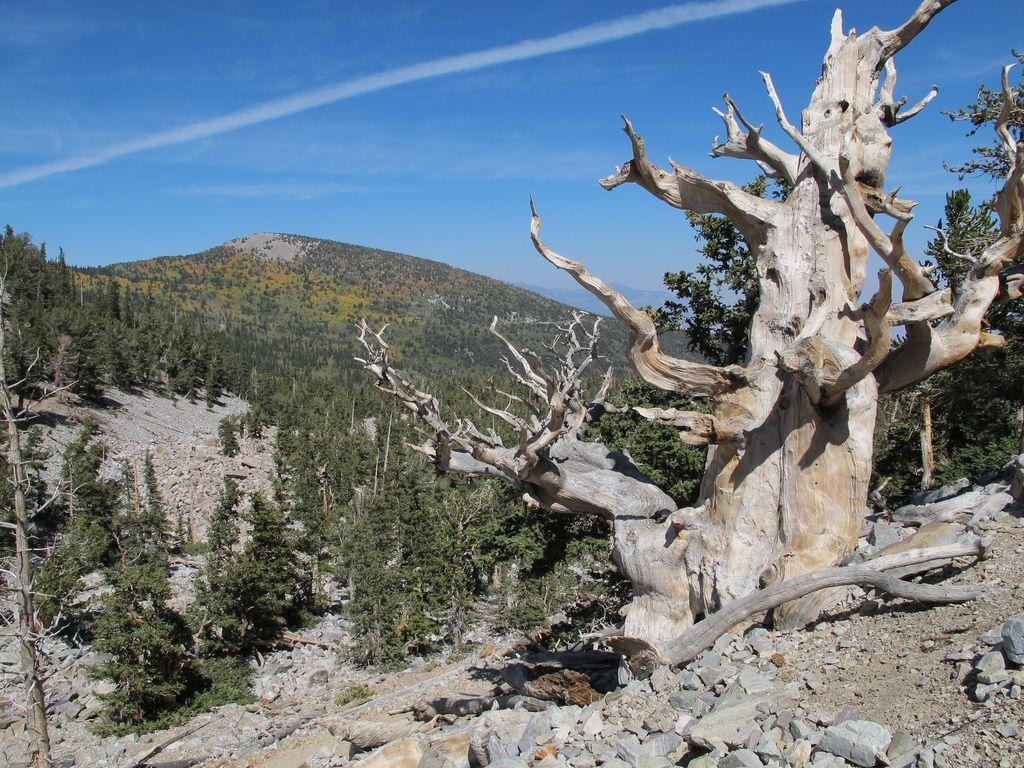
[974,682,1002,701]
[699,651,724,668]
[550,706,582,730]
[785,739,814,766]
[307,669,329,687]
[677,670,704,691]
[790,718,815,741]
[978,629,1003,646]
[642,708,677,734]
[745,628,773,655]
[689,692,778,751]
[636,760,672,768]
[581,710,604,737]
[909,478,970,506]
[869,521,902,549]
[754,734,784,760]
[644,732,684,759]
[53,700,84,719]
[92,679,116,697]
[674,714,696,737]
[713,635,735,653]
[811,753,850,768]
[614,735,645,767]
[817,720,892,767]
[737,667,775,696]
[650,665,673,693]
[669,690,701,710]
[887,729,918,760]
[517,711,552,755]
[719,749,764,768]
[1002,615,1024,665]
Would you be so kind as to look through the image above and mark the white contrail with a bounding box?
[0,0,804,189]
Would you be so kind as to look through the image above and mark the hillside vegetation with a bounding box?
[96,232,635,379]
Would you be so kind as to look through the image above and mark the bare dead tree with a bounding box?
[357,0,1023,650]
[0,274,53,768]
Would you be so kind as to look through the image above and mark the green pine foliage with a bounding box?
[588,378,708,506]
[91,561,191,727]
[91,464,190,728]
[656,177,773,365]
[36,421,124,625]
[217,416,241,458]
[943,50,1023,181]
[0,225,245,404]
[194,487,300,655]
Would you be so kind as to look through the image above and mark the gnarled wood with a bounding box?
[356,0,1022,652]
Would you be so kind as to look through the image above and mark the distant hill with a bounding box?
[97,233,646,380]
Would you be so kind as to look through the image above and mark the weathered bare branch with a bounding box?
[876,62,1024,392]
[894,84,939,125]
[760,71,832,175]
[875,0,958,65]
[834,151,936,300]
[632,406,735,446]
[600,116,775,241]
[994,64,1024,236]
[710,94,799,186]
[659,538,985,666]
[886,289,954,325]
[876,58,939,127]
[924,224,976,265]
[529,201,746,399]
[489,317,550,400]
[460,386,527,433]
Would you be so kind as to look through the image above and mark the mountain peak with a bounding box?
[224,232,307,262]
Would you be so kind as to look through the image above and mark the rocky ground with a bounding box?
[3,392,1024,767]
[35,387,277,544]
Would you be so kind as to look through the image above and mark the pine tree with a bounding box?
[91,464,190,727]
[193,479,244,654]
[193,489,297,654]
[237,492,297,642]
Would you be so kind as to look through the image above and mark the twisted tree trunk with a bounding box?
[358,0,1023,650]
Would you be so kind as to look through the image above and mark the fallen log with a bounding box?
[501,666,602,706]
[497,649,626,705]
[327,718,427,751]
[410,693,547,720]
[120,720,209,768]
[250,630,335,651]
[659,540,986,668]
[279,630,335,649]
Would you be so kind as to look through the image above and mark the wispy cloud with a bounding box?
[172,181,366,200]
[0,0,804,190]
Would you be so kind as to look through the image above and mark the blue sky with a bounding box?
[1,0,1021,292]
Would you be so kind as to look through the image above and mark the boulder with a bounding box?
[1002,615,1024,665]
[817,720,892,767]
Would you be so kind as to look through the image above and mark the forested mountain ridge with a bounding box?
[94,232,638,378]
